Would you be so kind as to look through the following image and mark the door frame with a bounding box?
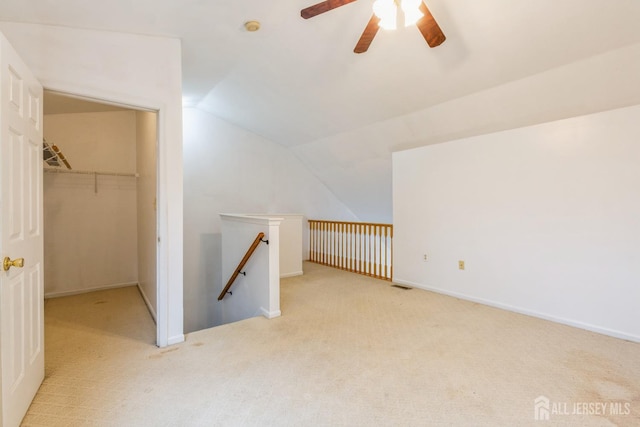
[41,83,183,347]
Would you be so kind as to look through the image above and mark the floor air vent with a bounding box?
[391,284,412,290]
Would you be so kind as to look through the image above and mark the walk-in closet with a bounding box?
[43,91,158,326]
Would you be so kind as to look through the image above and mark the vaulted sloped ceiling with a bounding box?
[2,0,640,221]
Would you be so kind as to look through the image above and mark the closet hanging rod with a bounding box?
[43,168,138,178]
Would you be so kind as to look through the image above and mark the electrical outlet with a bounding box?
[423,254,428,262]
[458,260,465,270]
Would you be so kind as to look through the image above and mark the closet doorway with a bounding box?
[43,91,158,338]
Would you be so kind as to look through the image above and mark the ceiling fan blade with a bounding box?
[354,14,381,53]
[301,0,358,19]
[416,1,446,47]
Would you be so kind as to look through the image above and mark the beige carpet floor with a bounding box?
[22,262,639,426]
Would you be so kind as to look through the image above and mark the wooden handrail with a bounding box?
[218,232,267,300]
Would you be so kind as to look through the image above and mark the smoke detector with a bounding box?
[244,21,260,32]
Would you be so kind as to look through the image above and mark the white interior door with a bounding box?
[0,33,44,427]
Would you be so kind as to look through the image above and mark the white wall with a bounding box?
[0,23,183,346]
[44,111,138,297]
[393,105,640,342]
[183,107,358,333]
[45,111,137,173]
[136,111,158,319]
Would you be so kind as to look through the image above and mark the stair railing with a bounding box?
[308,220,393,281]
[218,232,268,300]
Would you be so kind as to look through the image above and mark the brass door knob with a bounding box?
[3,257,24,271]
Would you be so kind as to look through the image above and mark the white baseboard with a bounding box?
[45,282,138,299]
[261,307,282,319]
[280,271,303,278]
[393,278,640,344]
[167,334,185,346]
[136,283,157,323]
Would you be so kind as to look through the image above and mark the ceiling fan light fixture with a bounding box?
[300,0,445,53]
[373,0,397,30]
[401,0,424,26]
